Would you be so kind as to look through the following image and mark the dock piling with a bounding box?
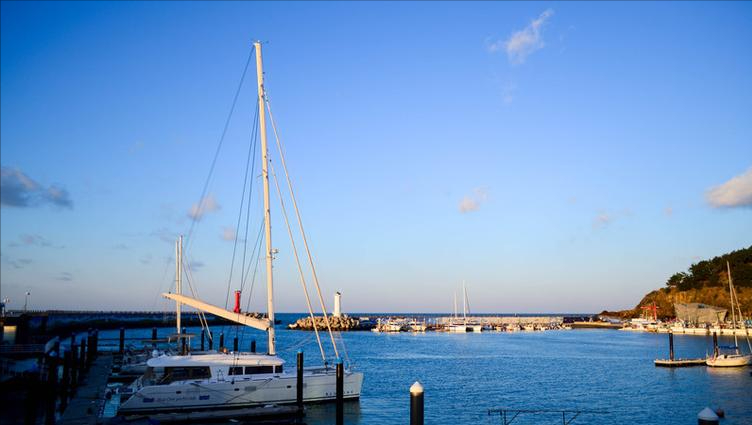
[60,350,71,412]
[44,354,58,425]
[79,337,87,373]
[233,336,238,352]
[70,342,78,389]
[86,332,95,367]
[669,331,674,361]
[712,332,719,357]
[152,327,157,347]
[219,332,225,350]
[251,339,256,353]
[119,327,125,354]
[200,329,205,351]
[410,381,424,425]
[336,358,344,425]
[296,350,304,408]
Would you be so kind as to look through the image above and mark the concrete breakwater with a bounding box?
[287,315,363,331]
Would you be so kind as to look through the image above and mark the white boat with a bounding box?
[408,321,427,332]
[119,42,363,414]
[706,262,752,367]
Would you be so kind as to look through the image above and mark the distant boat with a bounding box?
[706,262,752,367]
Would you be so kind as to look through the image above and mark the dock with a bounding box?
[654,358,706,367]
[60,353,113,425]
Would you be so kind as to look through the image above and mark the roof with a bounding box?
[147,352,284,367]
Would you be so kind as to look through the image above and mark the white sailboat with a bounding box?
[119,42,363,414]
[706,262,751,367]
[446,289,468,333]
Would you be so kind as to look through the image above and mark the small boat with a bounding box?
[706,262,752,367]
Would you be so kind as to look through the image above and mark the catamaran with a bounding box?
[118,41,363,414]
[706,262,751,367]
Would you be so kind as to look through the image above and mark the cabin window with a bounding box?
[228,366,244,376]
[161,366,211,383]
[245,366,274,374]
[275,365,283,374]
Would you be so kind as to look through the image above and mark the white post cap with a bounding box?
[410,381,424,394]
[697,407,719,420]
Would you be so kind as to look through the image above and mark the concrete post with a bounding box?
[336,359,344,425]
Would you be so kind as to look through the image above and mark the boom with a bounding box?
[163,293,271,332]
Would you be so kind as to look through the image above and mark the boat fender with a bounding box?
[714,408,724,418]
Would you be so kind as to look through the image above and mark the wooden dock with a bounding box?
[654,358,706,367]
[59,353,114,425]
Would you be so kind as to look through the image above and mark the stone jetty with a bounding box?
[288,315,360,331]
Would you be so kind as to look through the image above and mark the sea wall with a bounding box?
[288,315,360,331]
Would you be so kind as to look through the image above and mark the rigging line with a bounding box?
[224,102,261,310]
[184,45,255,257]
[239,118,260,294]
[270,160,328,364]
[243,221,265,311]
[265,98,339,359]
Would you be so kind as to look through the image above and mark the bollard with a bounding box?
[698,407,719,424]
[200,329,205,351]
[251,339,256,353]
[233,337,238,352]
[336,359,344,425]
[60,350,71,412]
[410,381,424,425]
[669,331,674,361]
[219,332,225,350]
[119,328,125,354]
[712,332,718,357]
[296,351,304,408]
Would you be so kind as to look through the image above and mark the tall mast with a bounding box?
[176,235,183,334]
[453,292,457,319]
[727,261,738,351]
[463,281,467,325]
[255,41,275,355]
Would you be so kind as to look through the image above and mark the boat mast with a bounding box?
[727,261,739,352]
[255,41,276,355]
[176,235,183,334]
[453,292,457,319]
[463,281,467,325]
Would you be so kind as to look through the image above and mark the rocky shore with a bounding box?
[287,315,362,331]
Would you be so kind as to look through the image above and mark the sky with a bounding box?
[1,1,751,314]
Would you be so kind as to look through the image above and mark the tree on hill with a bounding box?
[665,246,752,290]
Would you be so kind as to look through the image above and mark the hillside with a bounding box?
[608,246,752,319]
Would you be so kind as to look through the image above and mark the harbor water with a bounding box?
[94,314,752,425]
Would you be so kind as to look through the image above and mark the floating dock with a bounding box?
[654,358,706,367]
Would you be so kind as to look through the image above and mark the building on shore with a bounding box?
[674,303,727,324]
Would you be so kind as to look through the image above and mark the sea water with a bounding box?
[94,315,752,425]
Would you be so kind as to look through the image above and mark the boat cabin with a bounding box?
[142,353,285,385]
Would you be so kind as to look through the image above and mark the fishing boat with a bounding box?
[706,262,752,367]
[119,42,363,414]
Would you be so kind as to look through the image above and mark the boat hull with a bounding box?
[705,354,752,367]
[118,370,363,414]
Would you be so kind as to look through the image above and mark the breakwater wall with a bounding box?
[288,315,362,331]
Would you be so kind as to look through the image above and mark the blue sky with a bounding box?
[1,1,751,313]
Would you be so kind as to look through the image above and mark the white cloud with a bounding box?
[458,188,488,214]
[706,167,752,208]
[593,213,612,228]
[221,227,236,241]
[188,194,221,221]
[489,9,554,65]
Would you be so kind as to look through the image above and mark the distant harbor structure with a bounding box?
[334,292,342,318]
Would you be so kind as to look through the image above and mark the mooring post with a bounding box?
[79,337,87,374]
[152,327,158,348]
[712,332,719,357]
[410,381,424,425]
[24,375,39,425]
[93,329,99,359]
[669,331,674,361]
[181,327,187,355]
[44,354,58,425]
[251,339,256,353]
[296,350,304,408]
[200,329,205,351]
[119,327,125,354]
[233,336,239,352]
[60,349,71,412]
[69,342,78,390]
[86,332,95,367]
[208,334,213,350]
[336,358,344,425]
[219,332,225,350]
